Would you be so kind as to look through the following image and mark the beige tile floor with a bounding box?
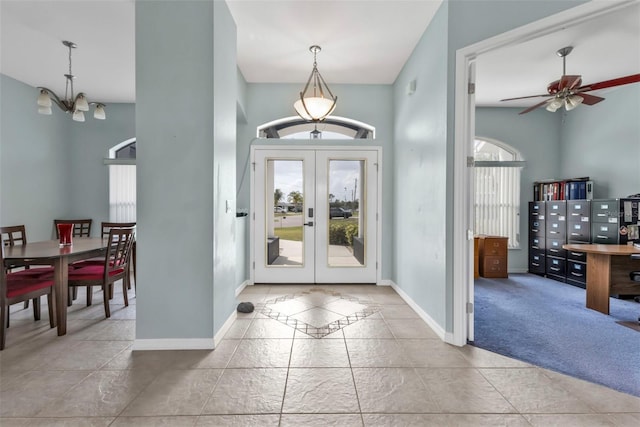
[1,283,640,426]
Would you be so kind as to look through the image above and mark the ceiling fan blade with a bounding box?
[559,75,582,90]
[578,73,640,92]
[518,98,552,115]
[500,93,550,102]
[577,92,605,106]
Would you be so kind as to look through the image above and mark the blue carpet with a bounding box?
[473,273,640,397]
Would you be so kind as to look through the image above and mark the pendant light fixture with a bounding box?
[37,40,106,122]
[294,45,337,122]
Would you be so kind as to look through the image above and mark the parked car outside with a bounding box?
[274,206,286,213]
[330,207,352,219]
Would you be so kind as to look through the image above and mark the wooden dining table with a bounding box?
[3,238,109,335]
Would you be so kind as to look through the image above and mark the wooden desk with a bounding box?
[563,244,640,315]
[3,238,108,335]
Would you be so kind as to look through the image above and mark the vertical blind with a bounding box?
[109,165,136,222]
[474,165,521,248]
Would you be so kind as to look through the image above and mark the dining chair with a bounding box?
[1,225,55,311]
[1,245,56,350]
[67,226,135,318]
[70,222,137,300]
[53,219,92,238]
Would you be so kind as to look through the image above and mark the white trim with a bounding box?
[132,310,238,350]
[509,268,529,274]
[377,279,393,287]
[452,0,637,347]
[389,281,447,342]
[235,280,250,297]
[249,145,383,286]
[214,310,238,347]
[103,158,136,165]
[108,137,136,159]
[256,115,376,139]
[132,338,214,351]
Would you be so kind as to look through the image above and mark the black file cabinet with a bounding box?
[545,201,567,282]
[566,200,591,288]
[528,201,546,275]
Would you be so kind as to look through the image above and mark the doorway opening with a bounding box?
[251,147,381,284]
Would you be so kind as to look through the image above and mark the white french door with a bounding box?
[252,147,379,284]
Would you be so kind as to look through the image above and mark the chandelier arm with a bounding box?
[316,72,336,100]
[300,68,315,97]
[299,93,314,120]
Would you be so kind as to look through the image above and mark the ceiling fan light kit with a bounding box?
[36,40,106,122]
[294,45,337,122]
[501,46,640,115]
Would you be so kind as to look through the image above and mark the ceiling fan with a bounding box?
[501,46,640,115]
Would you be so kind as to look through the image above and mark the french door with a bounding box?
[252,147,379,284]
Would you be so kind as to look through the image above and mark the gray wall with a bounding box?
[392,2,449,327]
[213,0,238,334]
[1,74,70,240]
[0,74,135,241]
[560,85,640,198]
[236,83,394,282]
[136,0,236,342]
[392,0,588,332]
[68,103,135,233]
[475,107,562,272]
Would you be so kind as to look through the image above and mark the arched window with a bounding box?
[474,137,525,249]
[106,138,136,222]
[257,116,375,140]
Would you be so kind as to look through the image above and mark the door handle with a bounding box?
[304,221,314,227]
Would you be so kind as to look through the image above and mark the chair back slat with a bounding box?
[54,219,92,238]
[0,225,27,247]
[105,227,135,279]
[101,222,136,238]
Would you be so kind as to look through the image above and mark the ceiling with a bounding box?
[1,0,638,109]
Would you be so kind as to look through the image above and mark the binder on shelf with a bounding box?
[533,177,591,201]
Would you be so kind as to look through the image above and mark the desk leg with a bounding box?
[54,258,69,335]
[586,252,611,315]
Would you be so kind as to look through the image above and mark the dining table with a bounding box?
[3,238,109,335]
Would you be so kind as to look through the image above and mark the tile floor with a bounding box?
[1,283,640,426]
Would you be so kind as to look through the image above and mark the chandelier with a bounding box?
[37,40,106,122]
[293,45,337,122]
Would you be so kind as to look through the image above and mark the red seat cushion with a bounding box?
[68,265,125,281]
[8,267,54,278]
[6,276,54,298]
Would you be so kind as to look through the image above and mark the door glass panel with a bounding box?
[327,159,365,267]
[266,159,304,267]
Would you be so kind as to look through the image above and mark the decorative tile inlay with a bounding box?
[258,288,380,338]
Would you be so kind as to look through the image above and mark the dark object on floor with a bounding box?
[237,302,254,313]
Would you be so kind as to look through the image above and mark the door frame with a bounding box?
[451,0,634,346]
[249,144,383,285]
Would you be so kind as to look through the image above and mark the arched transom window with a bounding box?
[257,116,375,140]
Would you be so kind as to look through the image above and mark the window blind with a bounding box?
[109,165,136,222]
[474,165,521,248]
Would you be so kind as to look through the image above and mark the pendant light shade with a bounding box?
[294,45,337,122]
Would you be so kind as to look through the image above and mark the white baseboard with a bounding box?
[509,268,529,274]
[214,310,237,347]
[378,279,393,286]
[389,281,447,341]
[235,280,250,297]
[132,338,214,351]
[132,310,237,351]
